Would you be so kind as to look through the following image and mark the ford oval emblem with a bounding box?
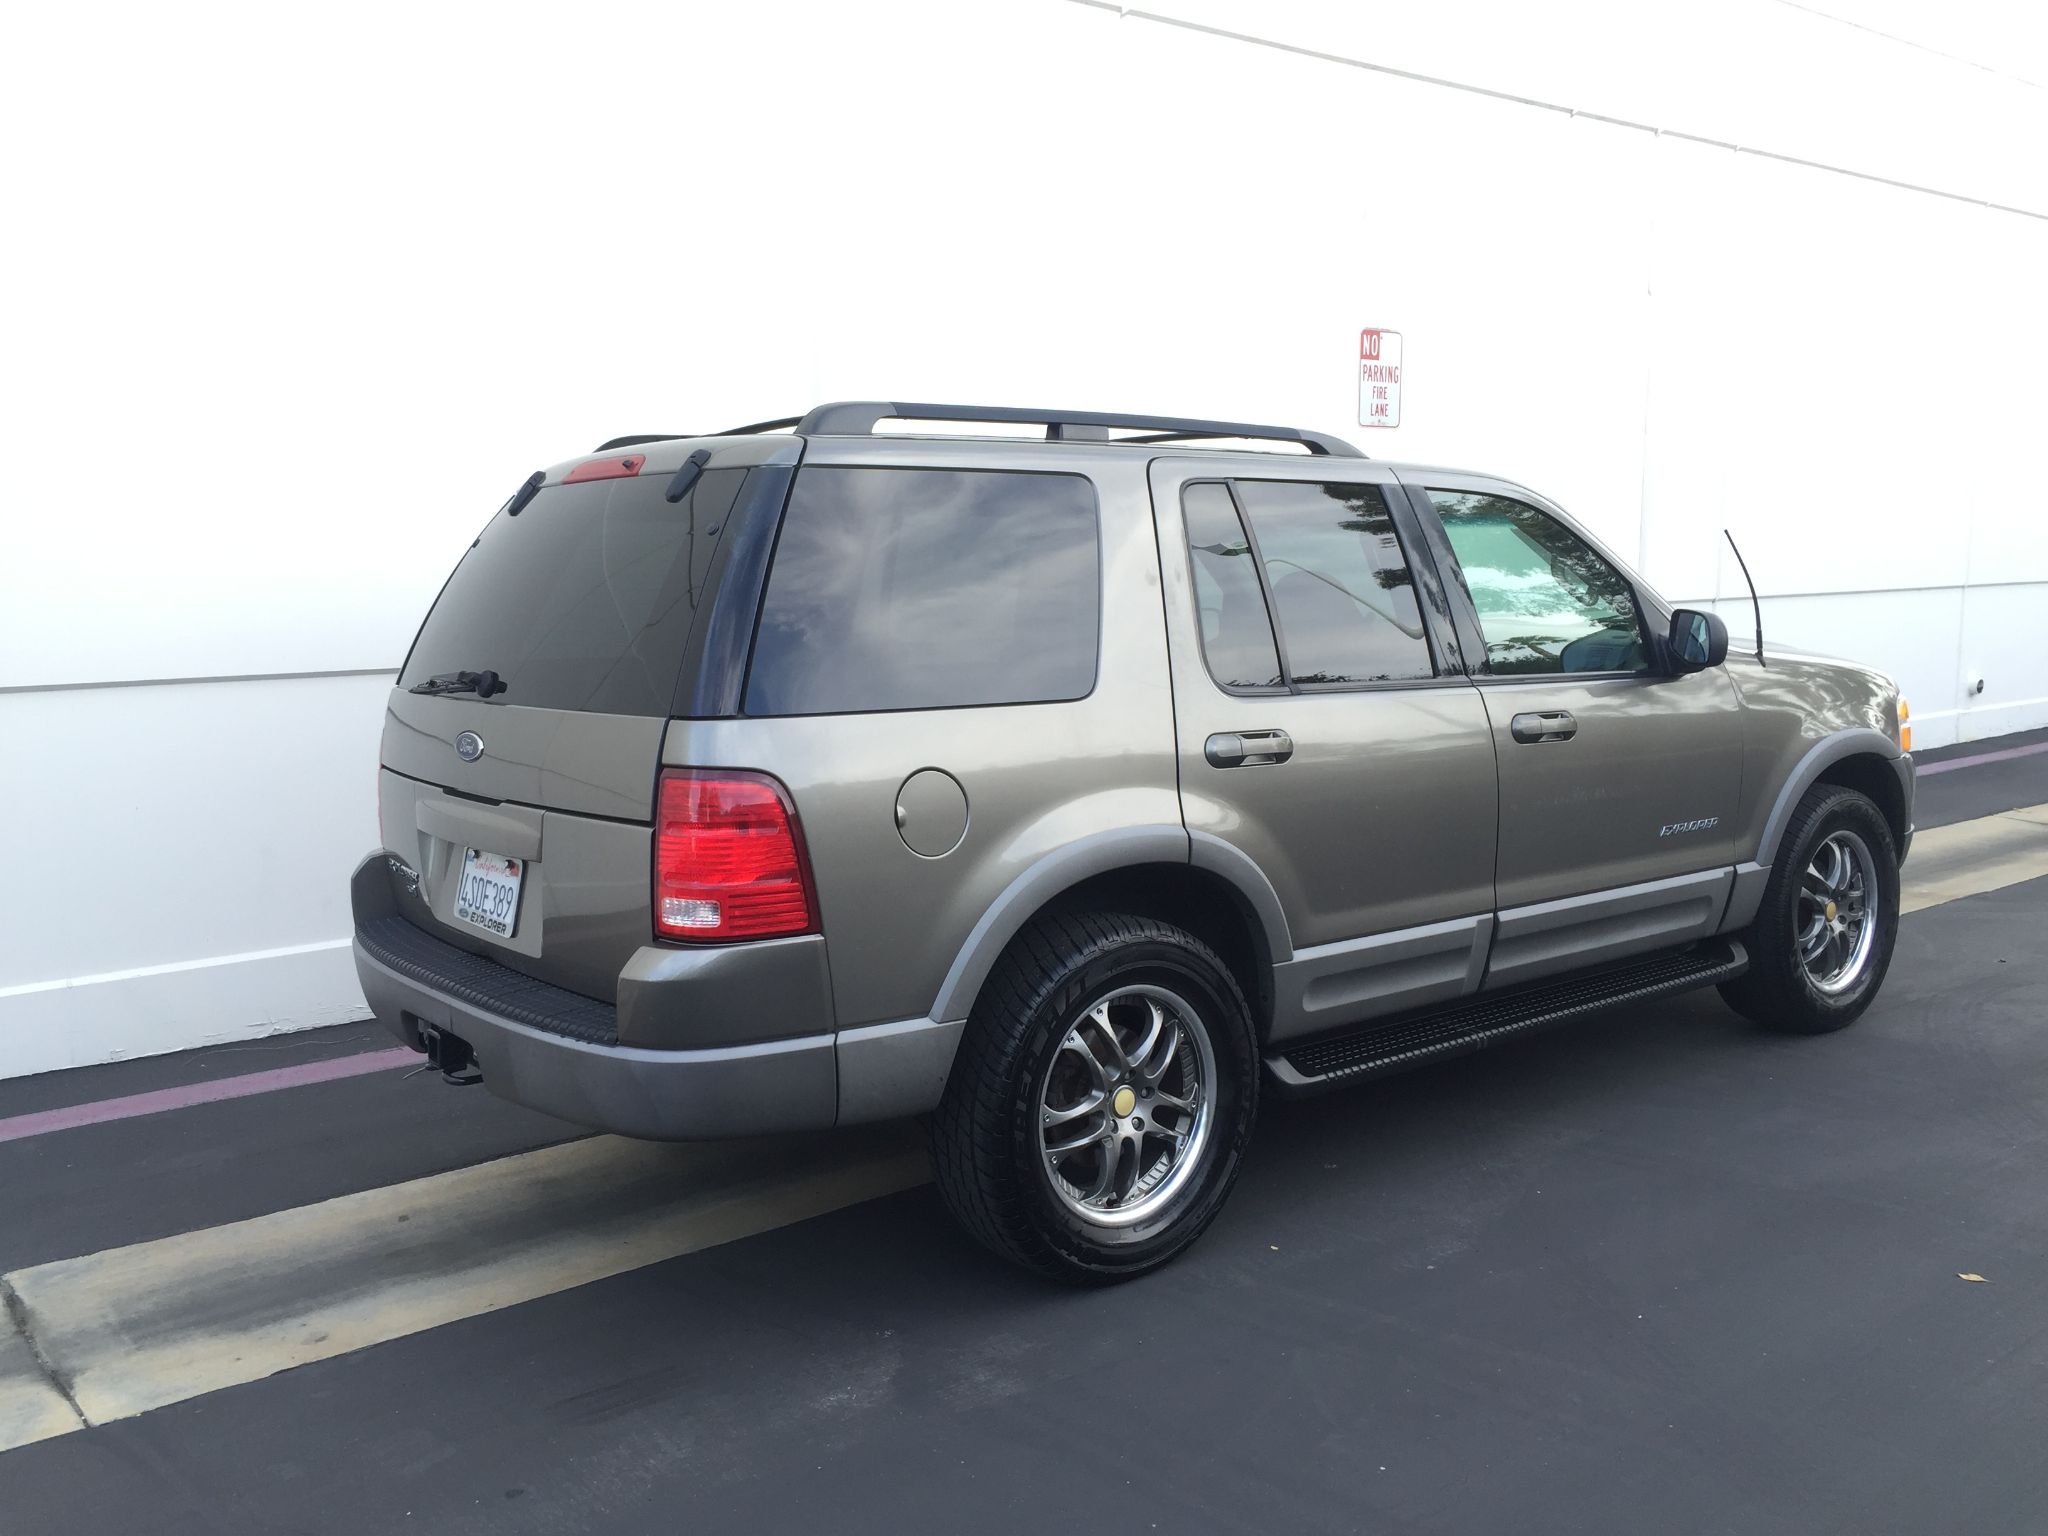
[454,731,485,763]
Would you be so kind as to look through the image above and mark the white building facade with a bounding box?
[4,0,2044,1076]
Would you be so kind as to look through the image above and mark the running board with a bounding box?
[1267,939,1748,1093]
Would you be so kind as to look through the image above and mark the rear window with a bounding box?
[400,468,746,716]
[744,466,1099,716]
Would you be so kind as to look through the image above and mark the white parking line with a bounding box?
[0,1296,83,1452]
[1901,804,2048,914]
[1,1125,927,1445]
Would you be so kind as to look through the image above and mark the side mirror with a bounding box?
[1667,608,1728,674]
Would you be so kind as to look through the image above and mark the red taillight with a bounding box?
[654,770,816,943]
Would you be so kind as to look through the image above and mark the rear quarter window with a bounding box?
[744,466,1099,716]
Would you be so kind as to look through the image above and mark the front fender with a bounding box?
[1720,726,1909,934]
[1750,727,1905,869]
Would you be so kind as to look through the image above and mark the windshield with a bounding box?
[399,468,745,716]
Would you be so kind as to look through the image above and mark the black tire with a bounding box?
[1719,784,1899,1034]
[928,909,1259,1284]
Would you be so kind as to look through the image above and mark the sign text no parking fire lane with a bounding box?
[1359,329,1402,428]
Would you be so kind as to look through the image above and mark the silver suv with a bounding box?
[352,402,1913,1281]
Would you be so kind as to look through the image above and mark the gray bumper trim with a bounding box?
[836,1015,966,1125]
[355,942,837,1140]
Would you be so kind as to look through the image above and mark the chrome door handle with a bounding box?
[1206,729,1294,767]
[1510,710,1578,744]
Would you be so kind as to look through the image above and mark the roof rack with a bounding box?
[596,405,1363,458]
[794,401,1363,457]
[593,418,803,452]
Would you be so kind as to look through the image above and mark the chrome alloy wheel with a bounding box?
[1036,985,1217,1229]
[1797,828,1880,995]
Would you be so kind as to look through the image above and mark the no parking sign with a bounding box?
[1359,329,1403,427]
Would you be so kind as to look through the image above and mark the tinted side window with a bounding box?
[745,467,1099,715]
[1232,480,1434,685]
[1427,491,1646,675]
[1182,483,1283,691]
[399,468,746,716]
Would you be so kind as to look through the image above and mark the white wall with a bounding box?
[4,0,2044,1076]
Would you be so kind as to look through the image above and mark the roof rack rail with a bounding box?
[593,417,804,452]
[715,415,803,437]
[792,401,1364,458]
[596,407,1362,457]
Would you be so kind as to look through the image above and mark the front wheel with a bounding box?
[929,910,1259,1283]
[1719,784,1900,1034]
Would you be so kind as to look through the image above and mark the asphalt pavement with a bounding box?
[1,748,2045,1535]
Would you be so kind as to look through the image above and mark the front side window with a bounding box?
[745,466,1099,715]
[1427,491,1647,675]
[1232,480,1435,686]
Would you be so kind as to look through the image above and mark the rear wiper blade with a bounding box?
[409,669,507,698]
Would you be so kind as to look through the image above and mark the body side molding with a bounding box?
[1486,867,1734,989]
[1269,913,1492,1045]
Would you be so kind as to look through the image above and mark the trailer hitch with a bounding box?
[416,1023,483,1086]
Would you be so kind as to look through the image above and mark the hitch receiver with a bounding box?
[418,1023,483,1086]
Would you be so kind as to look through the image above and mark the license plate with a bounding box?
[454,848,524,937]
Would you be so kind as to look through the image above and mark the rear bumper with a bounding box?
[354,938,838,1139]
[349,852,961,1139]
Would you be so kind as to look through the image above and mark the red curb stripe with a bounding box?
[0,1048,420,1146]
[1917,742,2048,777]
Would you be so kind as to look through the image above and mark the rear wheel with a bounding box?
[1720,784,1899,1033]
[929,910,1258,1283]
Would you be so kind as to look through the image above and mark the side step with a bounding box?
[1268,939,1749,1093]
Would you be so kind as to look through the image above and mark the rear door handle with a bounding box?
[1206,729,1294,767]
[1510,710,1578,744]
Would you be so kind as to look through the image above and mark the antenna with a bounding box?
[1723,529,1765,668]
